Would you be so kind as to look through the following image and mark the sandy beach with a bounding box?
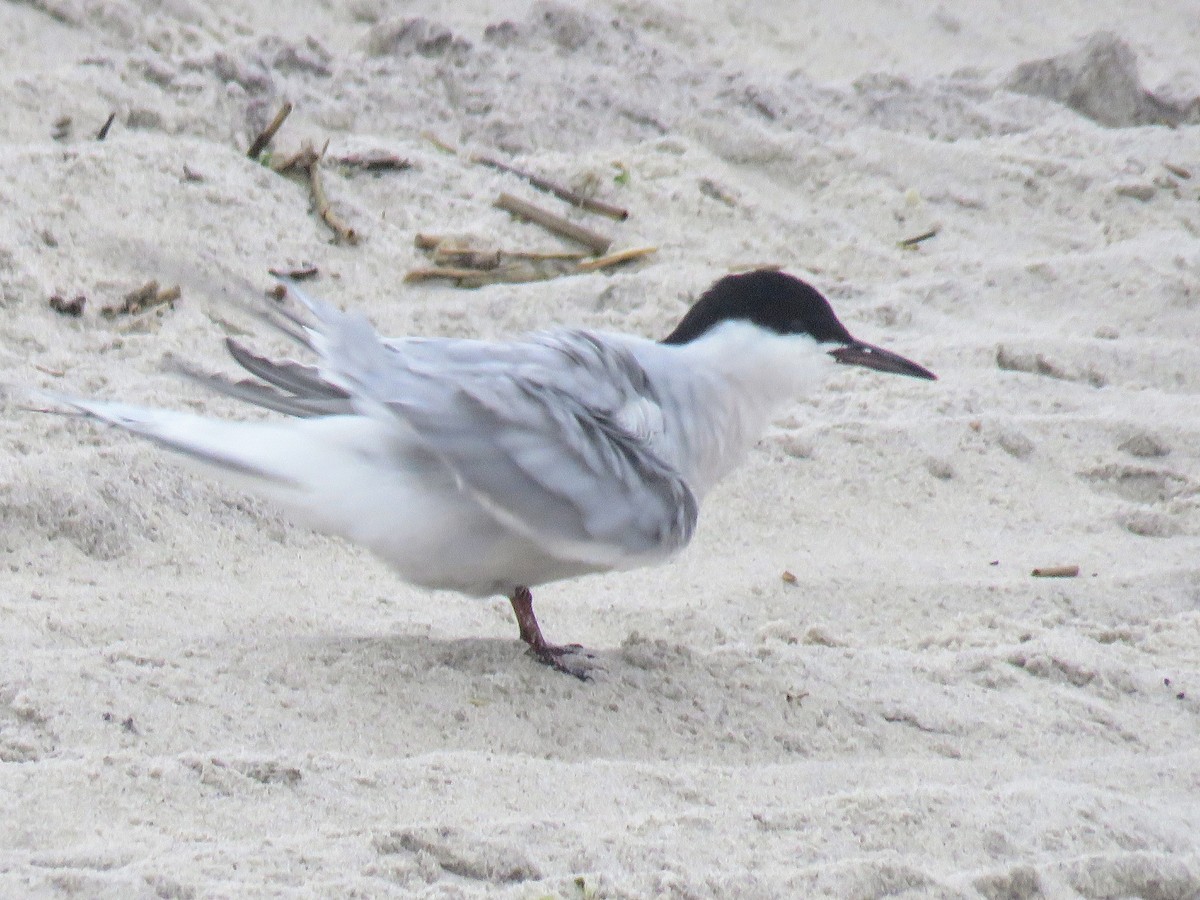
[2,1,1199,896]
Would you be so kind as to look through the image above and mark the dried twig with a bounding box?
[268,264,320,280]
[247,101,293,159]
[494,192,611,255]
[407,243,656,287]
[575,246,657,272]
[270,143,360,244]
[898,227,940,249]
[510,249,590,262]
[729,262,783,273]
[330,151,411,172]
[475,155,629,220]
[419,234,582,256]
[405,266,507,282]
[432,247,503,270]
[404,265,554,288]
[308,147,359,245]
[95,112,116,141]
[421,132,459,155]
[1031,565,1080,578]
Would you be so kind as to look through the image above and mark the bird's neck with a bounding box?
[658,322,836,495]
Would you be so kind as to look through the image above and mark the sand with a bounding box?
[2,1,1199,897]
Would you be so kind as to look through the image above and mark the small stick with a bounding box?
[404,266,552,288]
[308,144,359,245]
[432,248,503,270]
[247,101,293,159]
[1031,565,1080,578]
[495,193,611,255]
[415,234,589,263]
[1163,162,1192,180]
[289,146,357,248]
[898,227,940,248]
[575,246,657,272]
[508,249,589,261]
[729,262,783,273]
[268,264,319,280]
[475,155,629,220]
[95,112,116,141]
[267,143,361,243]
[405,266,502,282]
[330,151,411,172]
[421,132,458,155]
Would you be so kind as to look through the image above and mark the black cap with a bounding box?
[662,269,854,346]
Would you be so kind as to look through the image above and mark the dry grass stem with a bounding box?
[575,246,657,272]
[495,192,612,254]
[898,227,940,248]
[247,101,294,159]
[1031,565,1080,578]
[95,112,116,141]
[476,155,629,220]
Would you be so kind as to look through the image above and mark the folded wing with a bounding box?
[189,288,698,569]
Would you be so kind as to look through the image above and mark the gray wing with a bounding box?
[185,301,697,567]
[384,331,698,566]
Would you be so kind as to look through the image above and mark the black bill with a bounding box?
[829,341,937,380]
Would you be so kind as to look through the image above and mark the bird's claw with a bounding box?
[527,642,598,681]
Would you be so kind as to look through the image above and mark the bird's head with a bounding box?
[661,269,936,381]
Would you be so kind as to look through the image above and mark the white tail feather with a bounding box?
[37,392,411,542]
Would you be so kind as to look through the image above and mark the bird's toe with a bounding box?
[526,642,599,681]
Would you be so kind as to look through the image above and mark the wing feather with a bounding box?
[379,332,697,565]
[184,288,698,567]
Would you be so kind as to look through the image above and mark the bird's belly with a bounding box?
[304,446,603,598]
[377,521,604,597]
[249,419,614,598]
[359,497,606,598]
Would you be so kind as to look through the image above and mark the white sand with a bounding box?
[3,1,1200,897]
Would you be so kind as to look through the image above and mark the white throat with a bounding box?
[635,321,839,498]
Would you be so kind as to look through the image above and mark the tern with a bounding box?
[35,269,935,679]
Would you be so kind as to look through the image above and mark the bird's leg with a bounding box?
[509,586,593,681]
